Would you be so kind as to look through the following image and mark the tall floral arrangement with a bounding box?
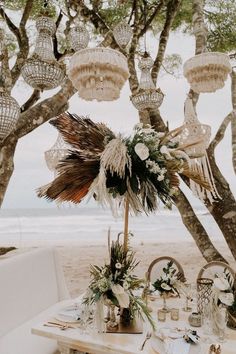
[38,113,210,215]
[84,238,154,328]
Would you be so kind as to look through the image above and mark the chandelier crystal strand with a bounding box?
[21,15,65,91]
[131,52,164,111]
[113,21,132,48]
[44,133,69,173]
[69,25,90,51]
[68,47,129,101]
[0,28,20,141]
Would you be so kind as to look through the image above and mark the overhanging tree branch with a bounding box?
[21,89,41,113]
[151,0,181,85]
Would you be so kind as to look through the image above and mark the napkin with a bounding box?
[57,308,81,321]
[164,338,190,354]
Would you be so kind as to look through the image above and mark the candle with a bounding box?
[171,308,179,321]
[157,309,166,322]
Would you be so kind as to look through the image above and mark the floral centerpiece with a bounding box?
[38,113,210,215]
[211,271,234,339]
[151,261,181,311]
[84,238,155,330]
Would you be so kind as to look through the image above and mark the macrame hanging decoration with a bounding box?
[113,21,132,48]
[44,133,69,173]
[69,25,90,51]
[131,52,164,111]
[68,47,129,101]
[183,52,231,93]
[0,29,20,141]
[175,97,219,202]
[21,16,65,91]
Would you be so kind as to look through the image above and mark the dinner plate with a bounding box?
[55,305,81,323]
[150,336,200,354]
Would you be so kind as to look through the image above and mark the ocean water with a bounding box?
[0,206,222,247]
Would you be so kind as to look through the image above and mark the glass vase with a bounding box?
[107,304,118,330]
[212,306,228,343]
[161,292,170,313]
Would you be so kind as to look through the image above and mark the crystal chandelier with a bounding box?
[21,16,65,91]
[68,47,129,101]
[184,52,231,93]
[45,133,69,172]
[131,52,164,111]
[0,29,20,141]
[69,25,89,51]
[113,21,132,48]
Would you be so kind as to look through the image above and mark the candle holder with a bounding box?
[171,308,179,321]
[157,309,166,322]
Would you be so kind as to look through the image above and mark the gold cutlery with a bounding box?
[139,331,152,351]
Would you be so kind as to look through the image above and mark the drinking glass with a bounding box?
[79,303,95,334]
[216,307,228,343]
[182,283,193,312]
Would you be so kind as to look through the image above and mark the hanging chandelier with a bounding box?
[174,97,219,202]
[113,21,132,48]
[68,47,129,101]
[183,52,231,93]
[44,133,69,172]
[0,29,20,141]
[131,52,164,111]
[69,25,90,51]
[21,16,65,91]
[0,86,20,141]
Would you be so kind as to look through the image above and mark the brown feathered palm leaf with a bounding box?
[50,113,115,154]
[37,151,100,204]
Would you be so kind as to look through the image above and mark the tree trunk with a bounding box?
[0,137,17,207]
[231,69,236,174]
[206,147,236,260]
[174,191,227,262]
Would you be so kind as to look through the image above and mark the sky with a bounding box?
[1,30,235,209]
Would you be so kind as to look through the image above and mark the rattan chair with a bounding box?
[146,256,186,285]
[197,261,236,287]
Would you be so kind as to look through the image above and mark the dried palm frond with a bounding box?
[50,113,115,154]
[37,151,100,204]
[180,162,211,190]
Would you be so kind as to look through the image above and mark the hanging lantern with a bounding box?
[0,29,20,141]
[0,87,20,141]
[68,47,129,101]
[21,16,65,91]
[174,97,219,203]
[45,133,69,172]
[69,25,89,51]
[113,21,132,48]
[131,53,164,111]
[183,52,231,93]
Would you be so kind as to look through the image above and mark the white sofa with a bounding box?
[0,247,70,354]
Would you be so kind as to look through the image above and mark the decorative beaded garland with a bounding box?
[44,133,69,172]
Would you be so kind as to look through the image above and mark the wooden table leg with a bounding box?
[58,342,86,354]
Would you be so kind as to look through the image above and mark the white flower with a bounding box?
[134,143,149,160]
[111,284,130,308]
[161,282,171,291]
[214,276,231,291]
[115,262,122,269]
[160,145,173,160]
[142,128,154,134]
[156,132,165,138]
[157,175,165,181]
[169,187,178,196]
[97,278,109,292]
[123,281,129,290]
[219,292,234,306]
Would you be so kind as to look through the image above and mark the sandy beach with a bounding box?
[4,241,234,298]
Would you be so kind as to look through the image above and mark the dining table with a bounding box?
[31,295,236,354]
